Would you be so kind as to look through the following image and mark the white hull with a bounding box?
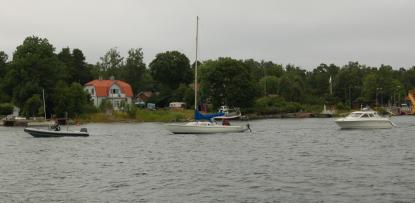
[165,123,248,134]
[335,119,393,129]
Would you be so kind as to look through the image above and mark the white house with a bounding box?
[84,79,133,110]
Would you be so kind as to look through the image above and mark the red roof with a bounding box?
[85,80,133,97]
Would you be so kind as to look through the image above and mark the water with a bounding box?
[1,117,415,202]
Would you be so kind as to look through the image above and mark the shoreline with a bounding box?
[6,109,406,125]
[74,111,340,124]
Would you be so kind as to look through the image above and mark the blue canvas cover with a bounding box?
[194,110,225,121]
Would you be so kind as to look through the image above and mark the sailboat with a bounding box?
[164,17,249,134]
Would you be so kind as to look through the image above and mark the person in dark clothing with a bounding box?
[222,119,230,126]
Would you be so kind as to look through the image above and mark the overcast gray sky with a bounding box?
[1,0,414,69]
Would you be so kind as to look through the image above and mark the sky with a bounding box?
[1,0,414,70]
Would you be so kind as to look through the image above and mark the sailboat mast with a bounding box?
[194,16,199,111]
[42,89,46,120]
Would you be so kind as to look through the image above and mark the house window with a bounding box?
[111,89,119,94]
[91,89,95,95]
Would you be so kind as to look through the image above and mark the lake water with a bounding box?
[1,117,415,202]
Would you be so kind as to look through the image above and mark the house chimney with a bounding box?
[110,76,115,80]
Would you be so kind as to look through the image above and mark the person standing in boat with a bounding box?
[52,120,60,131]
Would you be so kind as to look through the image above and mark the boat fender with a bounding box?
[80,128,88,133]
[55,126,60,131]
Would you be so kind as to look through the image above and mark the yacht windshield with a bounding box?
[361,114,370,118]
[349,113,363,118]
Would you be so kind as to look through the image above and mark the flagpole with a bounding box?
[329,76,333,95]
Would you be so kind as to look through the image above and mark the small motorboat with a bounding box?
[335,110,395,129]
[24,127,89,137]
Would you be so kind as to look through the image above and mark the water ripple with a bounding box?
[1,118,415,202]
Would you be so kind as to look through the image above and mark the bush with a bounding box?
[336,102,350,111]
[302,104,323,113]
[126,104,138,118]
[99,99,113,112]
[254,96,286,108]
[81,103,98,114]
[253,96,303,114]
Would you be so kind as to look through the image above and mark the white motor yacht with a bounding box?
[335,111,395,129]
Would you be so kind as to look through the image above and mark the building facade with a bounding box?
[84,79,133,110]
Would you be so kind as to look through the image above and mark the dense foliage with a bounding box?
[0,103,14,115]
[0,36,414,118]
[0,36,95,118]
[200,58,259,108]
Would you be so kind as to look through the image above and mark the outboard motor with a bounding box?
[80,128,88,133]
[246,123,252,132]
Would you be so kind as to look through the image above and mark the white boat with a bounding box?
[164,17,249,134]
[165,122,249,134]
[215,105,242,120]
[335,110,395,129]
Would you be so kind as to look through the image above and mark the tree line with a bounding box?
[1,36,415,117]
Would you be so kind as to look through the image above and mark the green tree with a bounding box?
[170,84,194,108]
[0,51,10,102]
[361,65,403,105]
[307,63,339,97]
[23,94,42,117]
[53,82,93,117]
[149,51,192,90]
[58,48,93,84]
[57,47,74,82]
[5,36,65,116]
[0,103,14,115]
[119,48,147,94]
[97,47,124,79]
[0,51,8,77]
[200,57,259,108]
[259,76,279,96]
[402,67,415,87]
[72,48,93,84]
[333,62,365,105]
[263,61,284,78]
[278,73,304,102]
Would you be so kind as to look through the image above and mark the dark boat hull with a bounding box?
[24,128,89,137]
